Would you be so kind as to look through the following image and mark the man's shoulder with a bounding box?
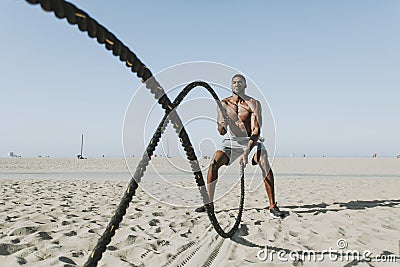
[222,96,260,107]
[243,97,262,114]
[245,97,260,106]
[221,96,232,104]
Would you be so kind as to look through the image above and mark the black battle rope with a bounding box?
[82,81,246,267]
[24,1,245,266]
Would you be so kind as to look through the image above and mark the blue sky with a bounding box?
[0,0,399,157]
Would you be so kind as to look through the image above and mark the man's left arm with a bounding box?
[241,100,262,165]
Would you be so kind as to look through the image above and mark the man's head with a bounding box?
[231,74,247,95]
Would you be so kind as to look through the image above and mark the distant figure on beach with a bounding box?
[372,153,377,158]
[195,74,285,218]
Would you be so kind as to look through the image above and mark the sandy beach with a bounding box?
[0,157,399,266]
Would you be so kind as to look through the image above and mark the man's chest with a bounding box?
[226,102,252,121]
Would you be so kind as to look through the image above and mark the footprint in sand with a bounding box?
[59,256,76,265]
[149,219,160,226]
[37,231,53,240]
[129,212,143,219]
[71,250,84,257]
[17,256,27,265]
[64,231,77,237]
[11,238,20,244]
[10,226,38,236]
[288,230,299,237]
[0,243,31,256]
[152,211,164,217]
[124,235,138,245]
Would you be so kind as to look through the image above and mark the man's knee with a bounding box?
[210,159,218,169]
[210,158,224,170]
[212,151,228,166]
[258,153,272,173]
[254,149,267,165]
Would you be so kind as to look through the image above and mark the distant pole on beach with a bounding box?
[81,134,84,157]
[77,134,86,159]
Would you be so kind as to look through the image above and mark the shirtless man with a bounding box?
[195,74,285,218]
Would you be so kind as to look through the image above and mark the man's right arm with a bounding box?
[217,100,228,135]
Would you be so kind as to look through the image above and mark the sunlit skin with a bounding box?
[207,75,277,209]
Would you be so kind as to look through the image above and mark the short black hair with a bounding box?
[232,74,246,84]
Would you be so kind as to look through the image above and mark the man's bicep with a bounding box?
[216,103,225,124]
[257,100,262,127]
[252,100,262,129]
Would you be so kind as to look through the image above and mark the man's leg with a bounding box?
[195,150,228,212]
[254,150,276,208]
[253,149,285,218]
[207,150,229,203]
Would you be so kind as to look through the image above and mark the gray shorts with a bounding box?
[219,137,267,165]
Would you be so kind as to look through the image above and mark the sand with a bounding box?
[0,157,399,266]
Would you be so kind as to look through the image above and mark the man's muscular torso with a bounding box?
[220,95,261,138]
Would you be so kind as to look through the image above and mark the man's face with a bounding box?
[232,76,246,95]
